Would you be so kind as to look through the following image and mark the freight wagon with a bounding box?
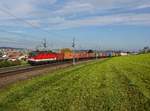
[28,50,120,65]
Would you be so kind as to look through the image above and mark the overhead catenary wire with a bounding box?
[0,7,50,34]
[0,28,50,49]
[0,7,71,45]
[0,28,41,42]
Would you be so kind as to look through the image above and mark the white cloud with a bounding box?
[0,0,150,49]
[53,0,150,16]
[45,13,150,30]
[54,1,94,16]
[135,4,150,9]
[26,19,41,27]
[0,0,57,18]
[0,0,35,17]
[0,0,150,30]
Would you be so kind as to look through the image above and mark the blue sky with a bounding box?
[0,0,150,50]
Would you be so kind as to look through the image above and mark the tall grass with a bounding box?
[0,54,150,111]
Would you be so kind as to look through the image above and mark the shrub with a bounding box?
[0,60,21,68]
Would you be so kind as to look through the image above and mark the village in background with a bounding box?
[0,45,150,68]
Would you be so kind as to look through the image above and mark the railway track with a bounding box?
[0,59,96,78]
[0,58,104,88]
[0,61,72,78]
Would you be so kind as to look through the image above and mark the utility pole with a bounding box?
[72,38,76,65]
[95,42,100,60]
[43,38,47,50]
[96,50,98,59]
[95,46,98,60]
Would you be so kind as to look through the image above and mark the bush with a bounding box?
[0,60,21,68]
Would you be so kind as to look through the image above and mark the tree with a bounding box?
[140,46,150,54]
[88,49,94,53]
[61,48,72,53]
[0,51,3,57]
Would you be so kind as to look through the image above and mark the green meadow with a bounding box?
[0,54,150,111]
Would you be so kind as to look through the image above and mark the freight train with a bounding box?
[28,50,120,65]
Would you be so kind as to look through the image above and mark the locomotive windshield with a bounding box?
[29,51,39,57]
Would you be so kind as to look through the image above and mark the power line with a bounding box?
[0,7,70,44]
[0,28,72,49]
[0,28,40,42]
[0,28,45,48]
[0,7,51,34]
[0,8,79,47]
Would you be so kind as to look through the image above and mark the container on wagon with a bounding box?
[79,52,88,59]
[56,53,64,61]
[99,52,103,58]
[74,53,80,59]
[64,52,73,60]
[101,52,107,58]
[88,53,96,58]
[60,48,73,60]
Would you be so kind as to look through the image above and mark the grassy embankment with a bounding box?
[0,54,150,111]
[0,60,28,68]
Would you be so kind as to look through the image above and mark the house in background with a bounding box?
[120,52,128,56]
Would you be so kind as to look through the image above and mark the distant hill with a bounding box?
[0,47,26,50]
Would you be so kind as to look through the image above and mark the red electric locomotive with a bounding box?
[28,51,64,65]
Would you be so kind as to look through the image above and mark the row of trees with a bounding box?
[0,51,2,57]
[140,46,150,54]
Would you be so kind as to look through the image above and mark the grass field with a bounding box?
[0,54,150,111]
